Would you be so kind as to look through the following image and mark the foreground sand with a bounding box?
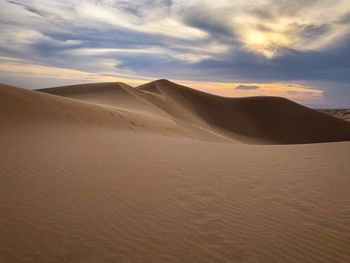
[1,81,350,262]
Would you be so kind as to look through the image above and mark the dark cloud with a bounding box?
[1,0,350,107]
[181,9,234,39]
[298,23,332,39]
[191,36,350,83]
[250,9,275,20]
[7,0,48,17]
[236,85,260,90]
[338,12,350,24]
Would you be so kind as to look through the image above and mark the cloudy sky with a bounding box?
[1,0,350,107]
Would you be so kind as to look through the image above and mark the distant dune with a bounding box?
[1,81,350,263]
[317,109,350,122]
[39,79,350,144]
[136,79,350,144]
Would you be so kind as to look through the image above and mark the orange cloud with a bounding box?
[0,57,324,105]
[177,80,324,104]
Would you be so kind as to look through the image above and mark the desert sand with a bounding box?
[318,109,350,122]
[1,80,350,262]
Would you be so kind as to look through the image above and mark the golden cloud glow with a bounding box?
[0,59,150,86]
[231,0,350,57]
[0,58,324,105]
[179,80,324,104]
[243,29,291,57]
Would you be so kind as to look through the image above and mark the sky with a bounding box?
[0,0,350,108]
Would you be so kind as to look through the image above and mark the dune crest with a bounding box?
[0,83,191,138]
[136,79,350,144]
[38,79,350,144]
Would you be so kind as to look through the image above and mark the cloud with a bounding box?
[235,85,260,90]
[0,57,151,88]
[0,0,349,107]
[338,11,350,24]
[287,90,315,96]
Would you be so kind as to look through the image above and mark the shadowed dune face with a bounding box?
[37,79,350,145]
[135,80,350,144]
[1,82,350,262]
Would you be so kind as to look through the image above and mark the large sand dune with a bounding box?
[1,81,350,262]
[136,79,350,144]
[40,79,350,144]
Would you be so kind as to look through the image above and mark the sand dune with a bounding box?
[38,82,233,142]
[0,83,191,139]
[318,109,350,122]
[1,81,350,262]
[38,82,167,117]
[39,79,350,144]
[136,79,350,144]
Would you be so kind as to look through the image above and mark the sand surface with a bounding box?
[1,81,350,262]
[318,109,350,122]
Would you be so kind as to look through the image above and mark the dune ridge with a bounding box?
[39,79,350,144]
[0,83,191,139]
[138,79,350,144]
[1,81,350,262]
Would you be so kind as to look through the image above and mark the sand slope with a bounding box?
[39,80,350,144]
[0,83,195,140]
[136,80,350,144]
[38,82,234,142]
[1,81,350,263]
[38,82,167,116]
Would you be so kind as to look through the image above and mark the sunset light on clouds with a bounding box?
[2,2,350,262]
[1,0,350,107]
